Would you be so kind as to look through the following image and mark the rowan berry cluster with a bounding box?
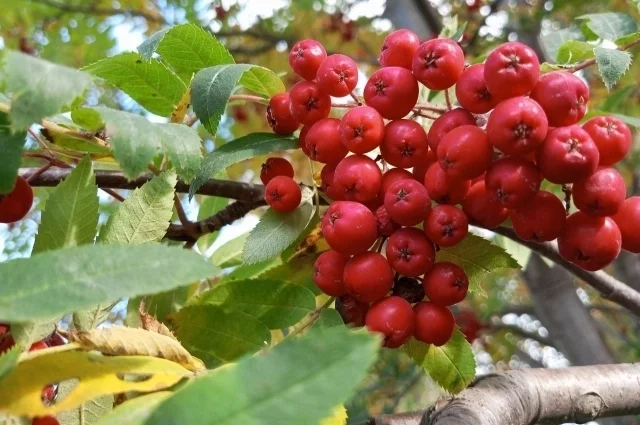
[263,29,637,348]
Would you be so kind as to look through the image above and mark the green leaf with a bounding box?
[0,113,25,194]
[540,27,584,62]
[70,107,104,133]
[83,53,186,116]
[260,252,321,295]
[189,133,297,197]
[601,85,636,112]
[197,279,316,329]
[210,232,250,267]
[32,156,99,253]
[96,392,171,425]
[98,170,177,244]
[172,305,270,368]
[0,244,219,322]
[221,258,282,282]
[196,195,228,251]
[10,320,56,347]
[577,13,639,42]
[556,40,595,64]
[435,233,520,295]
[594,47,632,90]
[496,236,532,269]
[56,380,113,425]
[616,32,640,46]
[2,51,92,132]
[72,302,116,331]
[238,66,285,97]
[128,285,191,325]
[146,326,379,425]
[403,330,475,394]
[0,346,21,382]
[312,308,344,329]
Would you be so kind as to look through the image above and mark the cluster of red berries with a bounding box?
[262,30,638,347]
[0,176,34,224]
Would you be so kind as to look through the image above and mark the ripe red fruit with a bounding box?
[29,340,48,351]
[612,197,640,253]
[380,119,429,168]
[582,116,632,166]
[424,205,469,247]
[0,177,34,224]
[298,125,311,156]
[384,179,432,226]
[573,167,626,217]
[413,301,455,346]
[305,118,348,164]
[45,332,66,347]
[392,277,425,303]
[484,157,541,209]
[422,262,469,306]
[321,201,378,255]
[486,97,548,156]
[339,106,385,154]
[41,385,56,404]
[462,181,509,229]
[386,227,436,277]
[412,38,465,90]
[320,164,344,201]
[260,157,294,185]
[455,64,497,114]
[530,71,589,127]
[289,81,332,125]
[412,149,438,182]
[510,190,566,242]
[333,155,383,203]
[336,295,369,327]
[379,29,421,69]
[437,126,493,180]
[424,163,470,205]
[289,39,327,81]
[381,168,416,196]
[264,176,302,213]
[374,205,401,237]
[484,41,540,99]
[364,67,419,120]
[32,416,59,425]
[316,54,359,97]
[313,250,349,296]
[365,296,416,348]
[266,93,299,135]
[557,212,621,271]
[344,252,394,303]
[536,126,599,184]
[427,108,476,152]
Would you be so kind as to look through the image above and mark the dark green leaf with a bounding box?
[260,252,321,295]
[594,47,632,90]
[311,308,344,329]
[577,13,638,42]
[0,113,25,194]
[95,392,171,425]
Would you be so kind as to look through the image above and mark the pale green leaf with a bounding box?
[556,40,595,64]
[540,27,584,62]
[312,309,344,329]
[609,113,640,127]
[71,107,104,133]
[616,32,640,46]
[238,66,285,97]
[594,47,632,90]
[127,285,190,326]
[10,320,56,347]
[210,232,250,267]
[196,195,228,251]
[96,392,171,425]
[0,345,21,382]
[56,380,113,425]
[577,13,638,42]
[260,252,321,295]
[0,113,25,194]
[72,302,117,332]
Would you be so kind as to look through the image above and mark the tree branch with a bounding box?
[30,0,166,23]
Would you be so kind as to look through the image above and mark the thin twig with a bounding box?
[561,184,572,215]
[413,110,440,120]
[444,89,453,110]
[413,103,448,113]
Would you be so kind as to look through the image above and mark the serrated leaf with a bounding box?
[556,40,595,64]
[145,326,379,425]
[221,258,282,282]
[540,27,584,62]
[496,236,532,269]
[238,66,285,97]
[189,133,297,197]
[33,156,98,253]
[197,279,316,329]
[55,380,113,425]
[260,251,322,295]
[594,47,632,90]
[83,53,186,116]
[172,305,270,368]
[98,169,177,244]
[403,330,475,393]
[577,13,639,42]
[71,107,104,133]
[210,232,250,267]
[0,345,21,381]
[127,285,191,326]
[2,51,92,132]
[0,244,219,322]
[0,113,25,194]
[95,392,171,425]
[72,303,116,332]
[10,320,56,347]
[435,233,520,295]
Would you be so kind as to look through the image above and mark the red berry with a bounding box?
[321,201,378,255]
[320,164,344,201]
[266,92,300,135]
[316,54,359,97]
[374,205,401,237]
[484,157,541,209]
[336,295,369,327]
[424,162,470,205]
[305,118,348,164]
[45,332,66,347]
[379,29,421,69]
[0,177,34,224]
[386,227,436,277]
[32,416,59,425]
[437,126,493,180]
[484,41,540,99]
[313,250,349,296]
[612,197,640,253]
[462,181,509,229]
[41,385,56,404]
[424,205,469,247]
[0,323,8,335]
[412,150,438,182]
[557,212,621,271]
[392,277,425,303]
[365,296,415,348]
[536,125,599,184]
[380,119,429,168]
[455,64,497,114]
[573,167,626,217]
[260,157,294,185]
[364,67,419,120]
[29,340,48,351]
[381,168,416,196]
[344,252,394,303]
[264,176,301,213]
[289,81,331,125]
[427,108,477,152]
[333,155,383,203]
[530,71,589,127]
[384,179,432,226]
[412,38,465,90]
[582,116,632,166]
[298,125,311,156]
[510,190,566,242]
[339,106,385,154]
[486,97,548,156]
[289,39,327,81]
[413,301,455,346]
[422,262,469,306]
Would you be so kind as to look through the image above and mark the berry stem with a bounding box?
[413,103,447,113]
[569,38,640,73]
[349,91,363,106]
[413,110,440,120]
[286,296,336,338]
[562,184,572,215]
[444,89,453,110]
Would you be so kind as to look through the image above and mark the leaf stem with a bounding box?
[228,94,269,104]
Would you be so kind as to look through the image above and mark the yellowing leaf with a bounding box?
[320,405,348,425]
[171,88,191,124]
